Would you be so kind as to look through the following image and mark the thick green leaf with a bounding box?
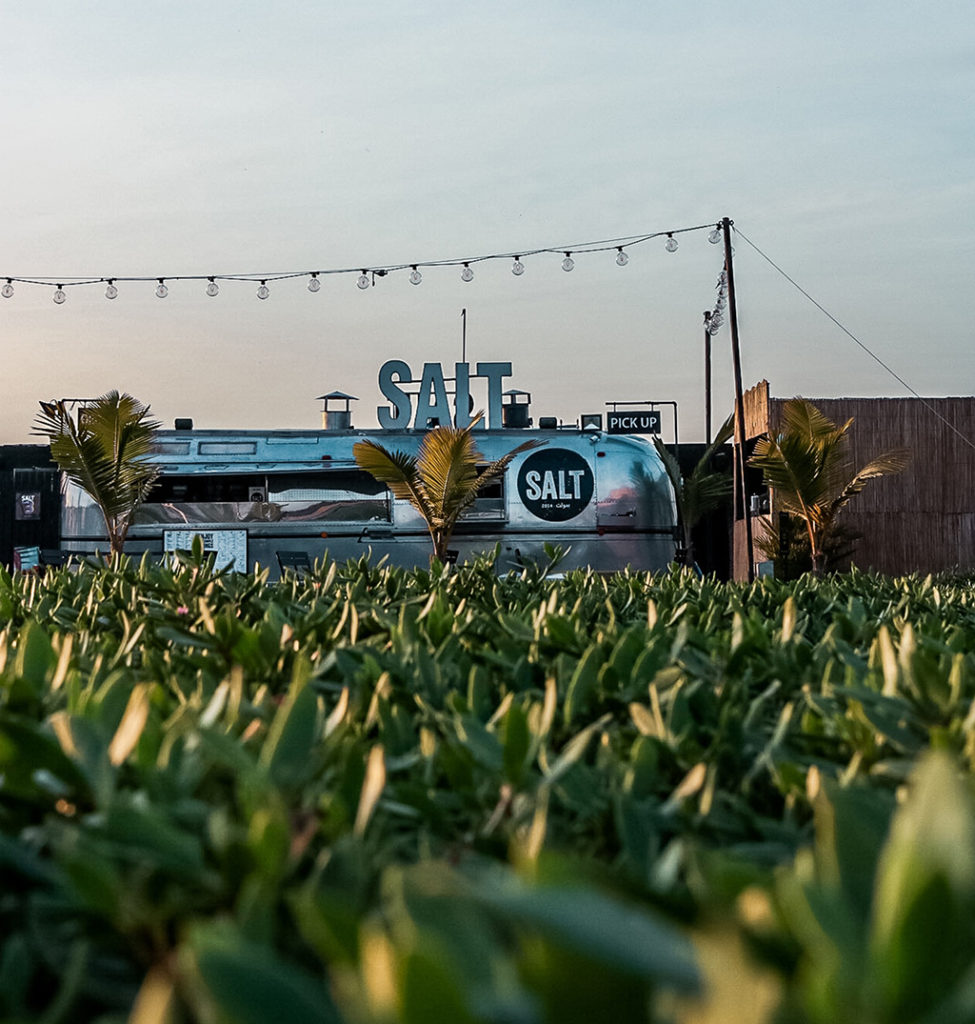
[259,658,319,789]
[12,621,55,694]
[474,872,700,992]
[186,924,341,1024]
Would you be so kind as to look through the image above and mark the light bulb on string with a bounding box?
[561,253,574,272]
[461,262,474,282]
[665,234,678,253]
[257,281,270,300]
[308,273,321,292]
[1,279,13,299]
[512,257,525,276]
[53,285,66,304]
[708,225,722,244]
[206,278,219,297]
[357,271,371,290]
[105,280,118,300]
[155,279,168,298]
[409,266,422,285]
[615,248,629,267]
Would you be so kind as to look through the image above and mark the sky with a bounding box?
[2,1,973,444]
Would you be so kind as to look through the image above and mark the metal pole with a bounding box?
[722,216,754,583]
[461,308,467,364]
[703,311,712,443]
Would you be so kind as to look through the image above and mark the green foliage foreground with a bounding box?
[3,550,975,1023]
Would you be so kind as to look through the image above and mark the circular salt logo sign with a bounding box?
[517,449,594,522]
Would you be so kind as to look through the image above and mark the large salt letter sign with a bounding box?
[377,360,413,429]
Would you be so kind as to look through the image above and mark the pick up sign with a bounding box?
[606,410,661,435]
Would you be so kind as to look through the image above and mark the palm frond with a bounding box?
[778,397,848,446]
[654,416,735,541]
[651,436,684,499]
[691,414,735,475]
[684,414,734,521]
[416,423,482,520]
[352,440,434,522]
[684,472,733,522]
[828,447,911,517]
[462,437,546,518]
[750,434,817,519]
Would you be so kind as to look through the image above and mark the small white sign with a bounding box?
[164,529,248,571]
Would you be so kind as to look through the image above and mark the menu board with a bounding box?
[163,529,248,571]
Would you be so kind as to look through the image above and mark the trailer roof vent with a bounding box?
[538,416,558,430]
[317,391,357,431]
[174,418,193,431]
[502,389,532,429]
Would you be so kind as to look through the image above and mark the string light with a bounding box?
[0,221,727,300]
[53,285,66,304]
[707,269,728,335]
[257,280,270,300]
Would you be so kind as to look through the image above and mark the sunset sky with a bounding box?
[2,1,972,443]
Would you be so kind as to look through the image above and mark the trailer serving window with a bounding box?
[132,470,390,525]
[266,471,389,522]
[460,468,505,523]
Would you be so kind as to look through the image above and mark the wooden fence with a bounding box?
[735,383,975,576]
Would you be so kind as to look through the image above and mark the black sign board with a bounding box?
[606,410,661,435]
[517,449,594,522]
[15,492,41,520]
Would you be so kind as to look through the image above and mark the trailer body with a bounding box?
[59,427,677,573]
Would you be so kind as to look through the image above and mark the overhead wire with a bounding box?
[734,225,975,454]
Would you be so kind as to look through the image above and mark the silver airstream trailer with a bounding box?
[58,366,678,573]
[59,427,676,573]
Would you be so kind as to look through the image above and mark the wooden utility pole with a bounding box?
[722,216,754,583]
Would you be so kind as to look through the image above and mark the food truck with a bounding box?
[57,360,679,574]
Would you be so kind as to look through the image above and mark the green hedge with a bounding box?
[2,547,975,1023]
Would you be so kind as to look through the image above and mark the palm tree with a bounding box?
[753,511,863,580]
[749,397,910,576]
[34,391,161,555]
[353,415,543,565]
[653,415,734,568]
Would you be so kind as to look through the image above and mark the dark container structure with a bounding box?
[0,446,60,568]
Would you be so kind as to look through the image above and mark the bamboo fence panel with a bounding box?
[736,390,975,576]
